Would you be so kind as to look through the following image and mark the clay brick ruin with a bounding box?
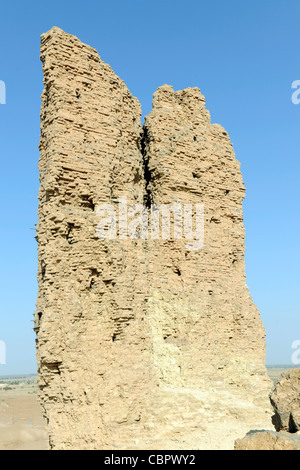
[35,27,273,449]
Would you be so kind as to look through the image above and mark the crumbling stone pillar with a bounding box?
[36,27,272,450]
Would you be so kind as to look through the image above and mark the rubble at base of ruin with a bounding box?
[235,369,300,450]
[35,27,273,450]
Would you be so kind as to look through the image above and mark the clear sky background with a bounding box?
[0,0,299,375]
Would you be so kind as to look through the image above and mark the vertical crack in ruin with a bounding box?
[140,125,152,209]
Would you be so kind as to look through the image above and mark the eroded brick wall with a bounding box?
[35,27,272,450]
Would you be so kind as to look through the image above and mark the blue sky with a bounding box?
[0,0,299,374]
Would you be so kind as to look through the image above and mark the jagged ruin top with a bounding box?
[35,27,272,450]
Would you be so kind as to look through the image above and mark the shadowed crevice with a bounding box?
[140,125,152,209]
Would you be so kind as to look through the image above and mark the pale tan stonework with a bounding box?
[35,27,273,450]
[235,430,300,450]
[270,368,300,433]
[235,368,300,450]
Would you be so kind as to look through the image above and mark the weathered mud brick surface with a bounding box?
[36,27,273,450]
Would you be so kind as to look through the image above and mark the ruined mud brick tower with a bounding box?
[35,27,272,450]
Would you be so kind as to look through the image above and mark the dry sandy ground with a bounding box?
[0,388,47,450]
[0,367,291,450]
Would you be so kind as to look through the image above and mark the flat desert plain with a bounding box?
[0,376,47,450]
[0,367,293,450]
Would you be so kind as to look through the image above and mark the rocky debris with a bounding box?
[235,430,300,450]
[270,368,300,433]
[235,368,300,450]
[36,27,272,450]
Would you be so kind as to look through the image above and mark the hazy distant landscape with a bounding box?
[266,366,299,383]
[0,375,47,450]
[0,366,296,450]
